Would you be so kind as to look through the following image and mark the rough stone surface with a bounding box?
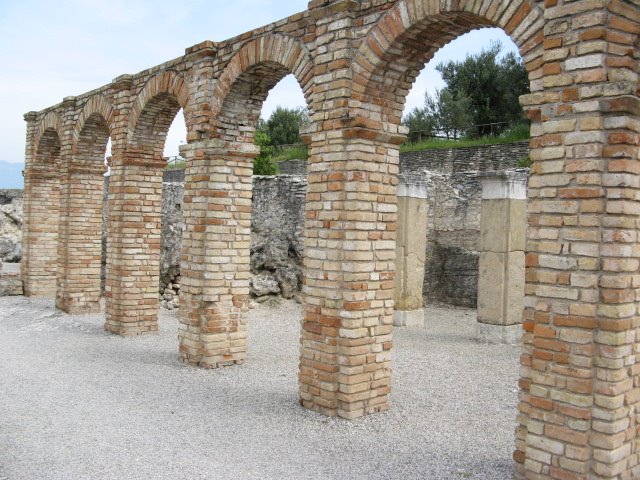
[278,141,529,176]
[250,175,306,301]
[427,245,479,308]
[0,190,23,263]
[159,183,184,293]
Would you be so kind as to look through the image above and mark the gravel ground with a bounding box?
[0,295,520,480]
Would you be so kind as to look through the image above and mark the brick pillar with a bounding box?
[476,169,527,344]
[178,139,254,367]
[393,173,427,327]
[299,128,399,419]
[21,112,60,298]
[56,162,106,313]
[514,5,640,477]
[104,148,164,335]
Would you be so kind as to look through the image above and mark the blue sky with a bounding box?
[0,0,517,187]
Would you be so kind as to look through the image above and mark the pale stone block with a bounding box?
[393,309,425,328]
[394,190,427,312]
[476,322,522,345]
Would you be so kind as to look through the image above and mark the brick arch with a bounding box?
[72,95,115,164]
[128,70,189,154]
[212,34,314,143]
[353,0,543,126]
[74,95,115,145]
[34,111,64,167]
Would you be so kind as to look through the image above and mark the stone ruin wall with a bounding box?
[279,140,530,306]
[2,141,529,308]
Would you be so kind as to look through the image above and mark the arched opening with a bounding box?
[158,108,186,312]
[178,34,314,370]
[104,72,187,336]
[343,1,545,474]
[22,127,62,297]
[56,111,112,314]
[395,28,528,321]
[36,129,62,166]
[249,73,308,303]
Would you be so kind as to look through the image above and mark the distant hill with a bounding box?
[0,161,24,189]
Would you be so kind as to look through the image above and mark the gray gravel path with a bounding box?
[0,296,520,480]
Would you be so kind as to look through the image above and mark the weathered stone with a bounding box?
[0,190,23,263]
[0,273,23,296]
[273,265,301,300]
[250,273,281,298]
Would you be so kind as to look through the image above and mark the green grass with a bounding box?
[163,126,529,171]
[164,160,185,170]
[271,144,308,162]
[400,124,530,153]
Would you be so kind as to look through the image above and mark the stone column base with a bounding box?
[475,322,522,345]
[393,309,425,327]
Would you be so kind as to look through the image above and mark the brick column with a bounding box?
[21,112,60,298]
[514,5,640,477]
[104,148,164,335]
[178,139,254,367]
[393,173,427,327]
[56,162,106,313]
[476,169,527,344]
[300,127,400,419]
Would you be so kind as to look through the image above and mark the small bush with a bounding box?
[253,149,279,175]
[516,156,532,168]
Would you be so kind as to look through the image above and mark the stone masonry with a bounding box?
[394,173,428,327]
[477,169,528,344]
[22,1,640,479]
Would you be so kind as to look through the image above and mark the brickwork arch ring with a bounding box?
[127,69,189,144]
[211,33,315,122]
[353,0,544,124]
[33,111,64,166]
[73,94,116,150]
[34,111,64,155]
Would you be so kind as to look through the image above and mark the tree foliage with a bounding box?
[264,107,308,146]
[253,123,278,175]
[436,41,529,136]
[403,42,529,140]
[253,107,309,174]
[425,89,473,140]
[402,106,436,143]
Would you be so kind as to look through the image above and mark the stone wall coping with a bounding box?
[479,169,529,200]
[397,173,429,199]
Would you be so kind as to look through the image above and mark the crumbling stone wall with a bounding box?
[400,140,530,175]
[0,139,526,309]
[278,140,530,176]
[0,190,22,263]
[157,176,307,304]
[423,172,482,307]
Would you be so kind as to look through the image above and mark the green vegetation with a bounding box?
[400,123,530,153]
[253,107,309,175]
[403,42,529,141]
[164,157,185,170]
[271,144,308,163]
[263,107,308,146]
[516,155,532,168]
[253,128,279,175]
